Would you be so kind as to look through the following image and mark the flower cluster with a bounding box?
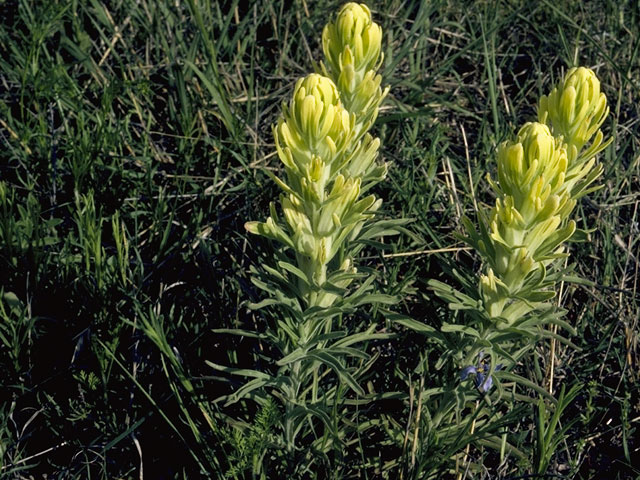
[322,3,389,138]
[246,3,387,309]
[539,67,609,167]
[468,67,610,325]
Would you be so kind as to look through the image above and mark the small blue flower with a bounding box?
[460,354,502,393]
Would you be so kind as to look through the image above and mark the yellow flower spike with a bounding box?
[539,67,610,163]
[497,122,569,218]
[248,4,389,310]
[300,87,330,139]
[322,2,388,136]
[323,3,382,79]
[277,74,353,178]
[477,110,597,324]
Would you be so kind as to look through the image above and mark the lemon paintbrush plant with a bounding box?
[393,68,613,475]
[539,67,609,171]
[476,122,579,323]
[475,67,610,329]
[212,3,397,465]
[245,3,390,310]
[245,72,383,309]
[429,67,611,392]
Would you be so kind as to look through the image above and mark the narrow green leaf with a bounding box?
[393,316,437,334]
[441,323,481,338]
[500,372,556,403]
[307,351,364,396]
[211,328,267,339]
[206,361,272,380]
[224,378,268,406]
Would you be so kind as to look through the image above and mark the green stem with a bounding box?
[285,359,303,454]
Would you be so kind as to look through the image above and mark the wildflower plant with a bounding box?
[432,66,611,385]
[246,72,383,308]
[384,67,612,478]
[245,4,391,309]
[214,2,398,472]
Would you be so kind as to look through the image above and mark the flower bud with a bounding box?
[322,3,388,135]
[482,120,581,315]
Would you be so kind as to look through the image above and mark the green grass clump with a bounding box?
[0,0,639,478]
